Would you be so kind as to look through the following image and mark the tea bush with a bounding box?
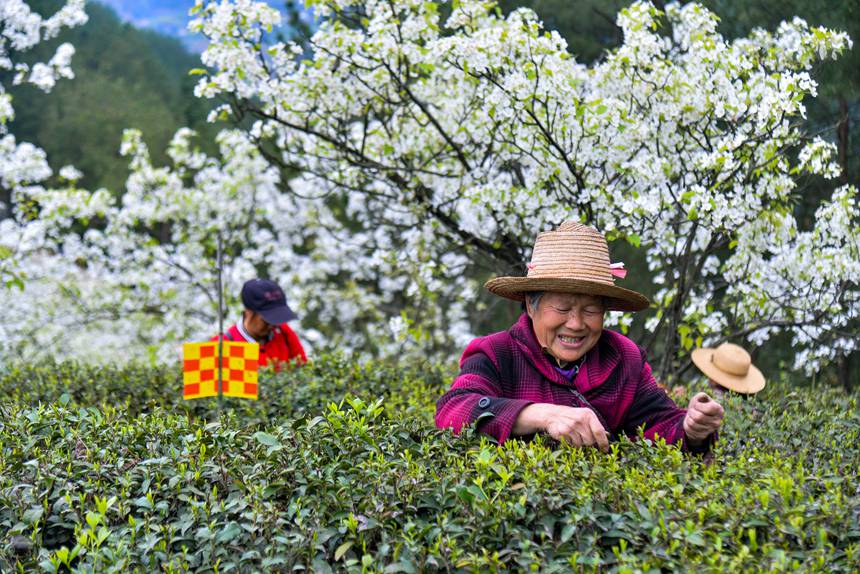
[0,355,448,425]
[1,359,859,573]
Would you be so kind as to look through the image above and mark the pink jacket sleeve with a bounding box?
[435,337,533,444]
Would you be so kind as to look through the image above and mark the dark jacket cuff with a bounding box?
[473,396,533,444]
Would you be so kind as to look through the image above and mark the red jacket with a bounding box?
[212,323,306,370]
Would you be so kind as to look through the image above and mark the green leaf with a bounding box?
[253,432,280,447]
[335,541,353,561]
[560,523,577,543]
[687,532,706,546]
[23,506,43,525]
[216,522,243,543]
[85,511,101,530]
[307,415,326,429]
[132,496,153,510]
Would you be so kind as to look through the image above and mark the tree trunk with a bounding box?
[837,97,850,183]
[0,186,10,220]
[837,351,855,394]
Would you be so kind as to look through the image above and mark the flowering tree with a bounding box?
[0,2,308,361]
[184,0,857,380]
[2,0,857,385]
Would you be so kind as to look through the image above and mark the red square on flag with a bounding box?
[200,369,214,381]
[184,359,199,372]
[245,359,258,371]
[230,345,244,358]
[229,369,242,381]
[221,380,230,393]
[201,346,214,358]
[184,383,200,397]
[244,382,257,396]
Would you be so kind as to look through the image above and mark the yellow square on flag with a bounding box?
[183,342,218,399]
[182,341,260,400]
[222,341,260,400]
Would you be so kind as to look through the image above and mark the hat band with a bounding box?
[527,262,615,283]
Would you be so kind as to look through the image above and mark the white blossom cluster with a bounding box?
[1,0,87,92]
[184,0,855,372]
[1,127,294,361]
[2,0,857,374]
[0,0,87,288]
[724,185,859,373]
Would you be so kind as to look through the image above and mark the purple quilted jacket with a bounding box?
[436,313,712,451]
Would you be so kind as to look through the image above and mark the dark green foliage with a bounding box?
[1,359,859,572]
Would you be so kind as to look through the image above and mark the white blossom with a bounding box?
[2,0,857,375]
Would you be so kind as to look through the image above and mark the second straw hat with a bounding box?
[692,342,765,394]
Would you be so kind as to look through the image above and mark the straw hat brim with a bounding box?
[484,276,650,312]
[691,348,765,394]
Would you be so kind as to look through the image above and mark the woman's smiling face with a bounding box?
[527,292,605,364]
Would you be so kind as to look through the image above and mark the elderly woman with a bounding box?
[436,222,724,452]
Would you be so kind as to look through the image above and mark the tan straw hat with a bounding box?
[484,221,650,312]
[691,343,765,394]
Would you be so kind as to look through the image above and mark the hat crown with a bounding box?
[242,279,285,310]
[556,221,588,233]
[712,343,751,376]
[528,221,612,284]
[483,220,650,312]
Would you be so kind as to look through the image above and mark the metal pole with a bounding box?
[216,232,224,417]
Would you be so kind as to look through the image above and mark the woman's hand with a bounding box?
[514,403,610,452]
[683,392,724,444]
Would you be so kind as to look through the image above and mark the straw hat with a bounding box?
[484,221,650,312]
[691,343,765,394]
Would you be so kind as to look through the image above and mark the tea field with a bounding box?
[1,357,859,572]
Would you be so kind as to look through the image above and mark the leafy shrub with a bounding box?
[1,359,859,573]
[0,355,449,425]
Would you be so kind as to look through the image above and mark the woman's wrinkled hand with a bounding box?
[515,403,609,452]
[683,392,724,444]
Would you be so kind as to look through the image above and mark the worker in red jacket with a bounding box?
[213,278,307,369]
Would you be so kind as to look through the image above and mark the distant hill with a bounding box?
[8,0,222,194]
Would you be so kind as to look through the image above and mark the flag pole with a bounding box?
[216,231,224,418]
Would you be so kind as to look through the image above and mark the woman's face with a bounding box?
[528,292,605,364]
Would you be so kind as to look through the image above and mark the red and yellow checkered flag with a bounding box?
[183,341,260,400]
